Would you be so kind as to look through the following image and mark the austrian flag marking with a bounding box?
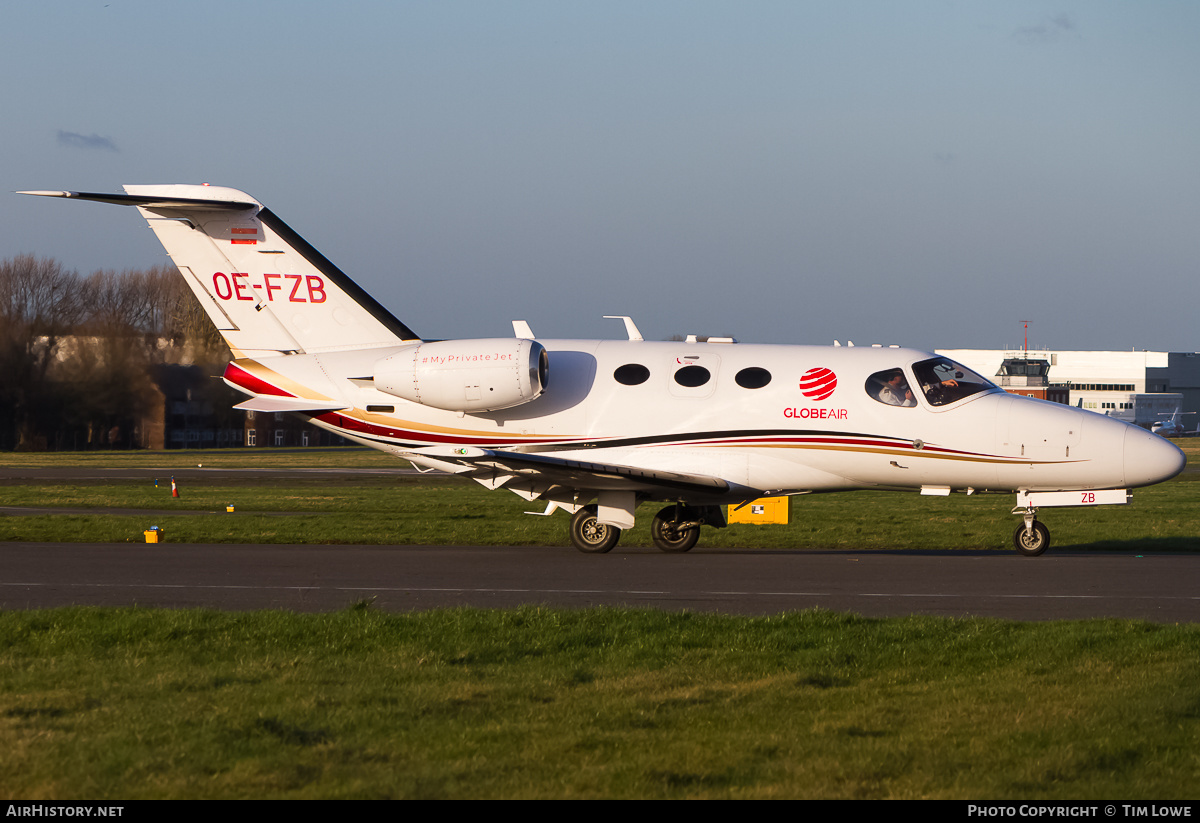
[231,227,258,245]
[799,367,837,401]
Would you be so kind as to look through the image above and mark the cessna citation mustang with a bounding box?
[22,185,1186,556]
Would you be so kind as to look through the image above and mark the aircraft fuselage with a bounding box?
[224,340,1183,503]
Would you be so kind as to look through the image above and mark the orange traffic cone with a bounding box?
[171,477,179,498]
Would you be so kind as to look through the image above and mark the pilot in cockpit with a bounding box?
[878,371,916,407]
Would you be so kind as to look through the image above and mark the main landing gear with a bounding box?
[650,504,702,553]
[568,502,721,554]
[569,505,621,553]
[1011,505,1050,556]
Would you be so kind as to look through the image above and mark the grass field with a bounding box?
[1,442,1198,551]
[1,444,1197,799]
[2,606,1198,799]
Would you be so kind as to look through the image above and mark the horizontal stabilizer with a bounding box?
[232,397,349,413]
[18,189,257,211]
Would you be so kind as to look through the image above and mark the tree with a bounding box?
[0,255,86,449]
[0,256,234,450]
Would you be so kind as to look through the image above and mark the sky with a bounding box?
[3,1,1198,352]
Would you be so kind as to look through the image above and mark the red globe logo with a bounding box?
[799,367,837,401]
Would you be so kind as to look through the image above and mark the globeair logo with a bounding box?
[786,366,846,419]
[799,367,837,401]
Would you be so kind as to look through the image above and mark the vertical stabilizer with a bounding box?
[20,185,419,358]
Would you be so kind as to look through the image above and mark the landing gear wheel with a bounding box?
[1013,520,1050,556]
[570,505,621,553]
[651,505,701,553]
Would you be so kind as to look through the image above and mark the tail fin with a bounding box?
[20,185,419,358]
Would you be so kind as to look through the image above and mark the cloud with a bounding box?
[57,130,118,152]
[1013,13,1075,43]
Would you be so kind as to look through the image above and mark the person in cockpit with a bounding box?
[878,371,916,407]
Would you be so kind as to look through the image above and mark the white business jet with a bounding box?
[20,185,1186,556]
[1152,411,1195,438]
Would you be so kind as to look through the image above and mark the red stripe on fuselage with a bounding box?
[312,412,573,447]
[681,434,1006,460]
[223,363,293,397]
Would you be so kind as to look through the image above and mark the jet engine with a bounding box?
[373,338,548,412]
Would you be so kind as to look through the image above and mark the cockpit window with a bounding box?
[867,368,916,407]
[912,357,996,406]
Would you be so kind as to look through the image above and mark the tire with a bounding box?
[570,505,620,553]
[1013,521,1050,556]
[651,505,700,553]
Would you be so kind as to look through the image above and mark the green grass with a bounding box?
[1,482,1197,550]
[0,446,399,470]
[1,441,1197,549]
[2,606,1198,799]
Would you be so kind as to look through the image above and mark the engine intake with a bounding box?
[373,338,548,412]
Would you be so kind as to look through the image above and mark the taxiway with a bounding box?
[2,542,1196,622]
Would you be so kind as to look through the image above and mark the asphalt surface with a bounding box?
[2,464,1197,622]
[2,542,1198,622]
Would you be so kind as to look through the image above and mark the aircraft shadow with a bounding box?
[680,536,1200,557]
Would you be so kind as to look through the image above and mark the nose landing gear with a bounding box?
[1011,505,1050,556]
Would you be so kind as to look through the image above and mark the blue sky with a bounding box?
[4,1,1198,351]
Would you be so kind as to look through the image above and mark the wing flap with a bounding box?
[406,445,732,496]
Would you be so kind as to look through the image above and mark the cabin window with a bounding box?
[867,368,916,407]
[673,365,711,388]
[912,357,995,407]
[614,364,650,385]
[735,367,772,389]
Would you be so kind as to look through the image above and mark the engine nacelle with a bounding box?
[373,338,548,412]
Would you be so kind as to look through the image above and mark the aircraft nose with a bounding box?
[1123,427,1186,488]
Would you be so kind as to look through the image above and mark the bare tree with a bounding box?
[145,264,230,367]
[60,268,164,447]
[0,255,86,449]
[0,256,237,450]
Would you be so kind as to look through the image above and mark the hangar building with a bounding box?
[935,349,1199,430]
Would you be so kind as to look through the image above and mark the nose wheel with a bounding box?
[1011,506,1050,556]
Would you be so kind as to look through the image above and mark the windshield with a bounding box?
[911,357,996,406]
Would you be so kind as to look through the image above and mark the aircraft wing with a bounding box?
[405,445,732,497]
